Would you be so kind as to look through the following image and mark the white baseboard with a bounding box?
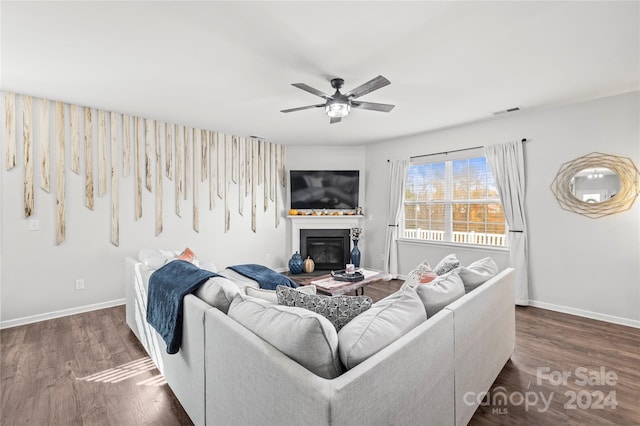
[528,300,640,329]
[0,299,126,330]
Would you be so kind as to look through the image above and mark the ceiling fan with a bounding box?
[281,75,395,124]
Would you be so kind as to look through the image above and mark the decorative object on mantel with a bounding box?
[350,227,362,268]
[303,256,315,273]
[1,91,287,245]
[288,251,304,274]
[551,152,639,218]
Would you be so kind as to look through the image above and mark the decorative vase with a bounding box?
[350,240,361,268]
[303,256,315,273]
[288,251,304,274]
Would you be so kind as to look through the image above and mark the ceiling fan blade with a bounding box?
[330,117,342,124]
[351,101,395,113]
[345,75,391,99]
[281,104,325,113]
[291,83,333,100]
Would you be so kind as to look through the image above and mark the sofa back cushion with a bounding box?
[246,285,317,304]
[194,276,240,314]
[337,284,427,369]
[227,295,342,379]
[458,257,499,292]
[415,270,465,317]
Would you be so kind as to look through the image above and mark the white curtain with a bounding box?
[484,141,529,305]
[383,159,408,277]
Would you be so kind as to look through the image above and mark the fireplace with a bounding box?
[300,229,350,271]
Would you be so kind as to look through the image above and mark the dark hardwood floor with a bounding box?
[1,280,638,425]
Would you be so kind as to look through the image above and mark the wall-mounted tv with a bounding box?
[290,170,360,210]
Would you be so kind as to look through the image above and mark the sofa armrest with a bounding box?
[204,308,332,426]
[330,309,455,426]
[125,256,210,426]
[445,267,515,426]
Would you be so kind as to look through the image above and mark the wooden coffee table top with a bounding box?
[290,268,390,296]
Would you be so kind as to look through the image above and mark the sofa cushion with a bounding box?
[433,253,460,275]
[276,285,372,331]
[415,270,465,317]
[194,276,240,314]
[405,259,437,286]
[337,284,426,369]
[227,295,342,379]
[246,285,317,304]
[458,257,499,292]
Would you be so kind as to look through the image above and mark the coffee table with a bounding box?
[294,268,389,296]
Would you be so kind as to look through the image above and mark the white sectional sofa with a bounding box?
[125,257,515,426]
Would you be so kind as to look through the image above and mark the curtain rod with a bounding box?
[387,138,528,162]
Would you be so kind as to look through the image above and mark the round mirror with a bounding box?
[551,152,639,218]
[571,167,621,203]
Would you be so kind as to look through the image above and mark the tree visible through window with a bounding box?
[403,156,507,247]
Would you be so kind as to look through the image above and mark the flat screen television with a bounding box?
[290,170,360,210]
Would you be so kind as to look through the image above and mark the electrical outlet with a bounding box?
[75,279,85,290]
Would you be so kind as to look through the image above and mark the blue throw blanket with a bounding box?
[146,260,219,354]
[228,264,298,290]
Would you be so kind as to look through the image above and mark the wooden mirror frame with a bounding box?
[551,152,639,218]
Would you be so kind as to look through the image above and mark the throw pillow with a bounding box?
[415,270,465,317]
[177,247,199,266]
[227,295,342,379]
[276,285,372,331]
[194,276,240,314]
[138,248,178,269]
[404,260,437,287]
[433,253,460,275]
[458,257,499,293]
[246,285,317,304]
[338,284,427,369]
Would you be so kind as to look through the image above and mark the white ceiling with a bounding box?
[2,1,638,146]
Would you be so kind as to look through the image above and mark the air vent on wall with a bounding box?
[493,107,521,116]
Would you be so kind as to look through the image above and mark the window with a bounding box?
[403,154,507,247]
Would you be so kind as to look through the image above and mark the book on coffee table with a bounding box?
[310,268,385,291]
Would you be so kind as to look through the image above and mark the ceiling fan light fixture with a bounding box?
[326,101,350,118]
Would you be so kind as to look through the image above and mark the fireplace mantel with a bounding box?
[288,215,363,254]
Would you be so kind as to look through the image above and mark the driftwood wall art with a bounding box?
[123,114,131,177]
[69,104,80,175]
[5,92,16,170]
[134,116,142,220]
[155,120,163,236]
[193,128,199,232]
[1,92,286,245]
[98,110,108,197]
[23,96,34,217]
[84,107,94,210]
[175,125,183,217]
[39,99,50,192]
[55,102,65,244]
[166,123,173,180]
[211,134,217,208]
[111,112,120,246]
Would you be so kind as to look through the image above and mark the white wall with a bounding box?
[365,91,640,325]
[0,96,288,326]
[3,93,638,327]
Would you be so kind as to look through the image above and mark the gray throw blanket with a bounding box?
[228,264,297,290]
[147,260,219,354]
